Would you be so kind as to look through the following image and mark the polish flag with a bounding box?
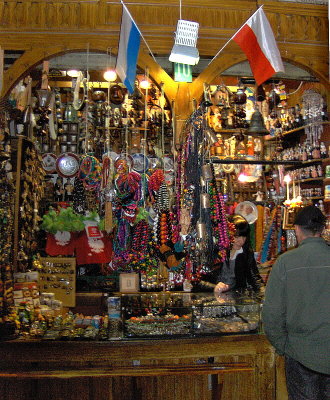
[233,7,284,86]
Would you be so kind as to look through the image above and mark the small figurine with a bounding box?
[320,142,327,158]
[64,178,74,201]
[247,135,255,156]
[254,138,262,156]
[215,134,223,155]
[253,190,264,202]
[54,176,64,202]
[310,166,318,179]
[236,140,246,156]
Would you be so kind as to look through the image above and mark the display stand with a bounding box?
[39,257,76,307]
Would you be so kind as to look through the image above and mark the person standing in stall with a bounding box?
[211,214,263,293]
[262,205,330,400]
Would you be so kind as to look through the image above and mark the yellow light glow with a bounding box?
[103,70,117,82]
[283,174,292,183]
[67,69,80,78]
[139,79,150,90]
[159,95,166,109]
[238,173,248,183]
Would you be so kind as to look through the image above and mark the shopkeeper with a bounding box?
[201,214,264,293]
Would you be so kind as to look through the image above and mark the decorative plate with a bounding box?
[114,153,133,172]
[163,156,174,172]
[221,157,235,174]
[42,153,57,173]
[148,157,162,170]
[132,153,149,173]
[107,151,119,161]
[56,152,80,178]
[235,201,258,224]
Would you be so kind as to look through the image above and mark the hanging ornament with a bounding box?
[201,164,213,181]
[268,89,280,111]
[203,83,213,107]
[200,193,210,209]
[233,87,247,105]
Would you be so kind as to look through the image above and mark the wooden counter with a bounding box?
[0,334,288,400]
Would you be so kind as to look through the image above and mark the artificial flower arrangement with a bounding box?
[41,207,104,234]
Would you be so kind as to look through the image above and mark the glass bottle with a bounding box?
[301,142,308,162]
[312,139,321,159]
[320,142,327,158]
[306,141,312,160]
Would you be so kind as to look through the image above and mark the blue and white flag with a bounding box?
[116,6,141,94]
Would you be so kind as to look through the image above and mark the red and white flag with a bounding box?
[233,7,284,86]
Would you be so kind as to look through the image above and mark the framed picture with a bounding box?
[119,273,140,293]
[283,207,301,230]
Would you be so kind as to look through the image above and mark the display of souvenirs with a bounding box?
[0,58,328,338]
[0,159,15,320]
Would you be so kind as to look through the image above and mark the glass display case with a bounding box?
[120,291,261,338]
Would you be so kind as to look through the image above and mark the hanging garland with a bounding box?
[208,178,230,263]
[115,170,142,203]
[112,209,159,274]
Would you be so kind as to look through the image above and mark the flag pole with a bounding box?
[120,0,157,63]
[208,5,263,65]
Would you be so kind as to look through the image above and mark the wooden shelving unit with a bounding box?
[10,136,44,271]
[210,157,301,166]
[264,121,330,142]
[11,136,34,270]
[297,177,324,183]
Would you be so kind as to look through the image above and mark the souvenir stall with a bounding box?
[1,60,329,398]
[0,0,329,398]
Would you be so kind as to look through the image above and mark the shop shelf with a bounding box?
[297,177,324,183]
[265,121,330,142]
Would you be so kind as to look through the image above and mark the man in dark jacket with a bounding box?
[262,205,330,400]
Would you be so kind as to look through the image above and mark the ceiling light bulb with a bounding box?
[139,79,150,90]
[103,69,117,82]
[67,69,80,78]
[238,173,248,183]
[284,174,292,183]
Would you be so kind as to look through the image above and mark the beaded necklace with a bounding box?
[258,205,282,264]
[115,171,142,202]
[72,176,87,214]
[79,155,102,191]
